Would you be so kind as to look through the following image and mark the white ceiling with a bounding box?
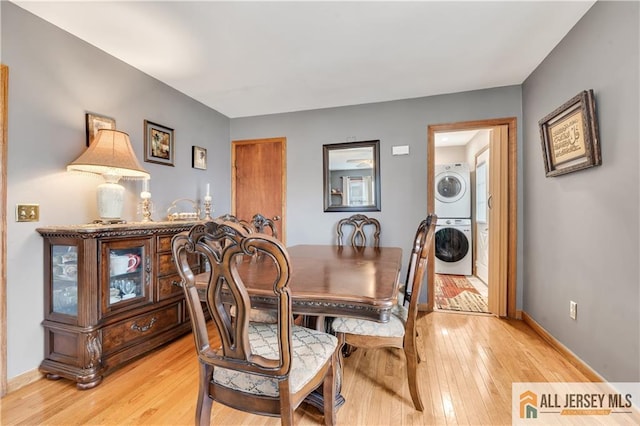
[13,1,596,118]
[435,130,481,147]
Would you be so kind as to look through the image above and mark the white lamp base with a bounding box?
[97,180,124,221]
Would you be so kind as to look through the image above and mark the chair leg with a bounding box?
[280,407,294,426]
[279,382,295,426]
[323,352,337,426]
[404,346,424,411]
[335,333,345,396]
[196,363,214,426]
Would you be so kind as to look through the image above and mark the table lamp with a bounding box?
[67,129,150,223]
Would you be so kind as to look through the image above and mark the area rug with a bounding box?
[435,274,489,313]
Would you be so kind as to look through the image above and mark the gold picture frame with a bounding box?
[539,90,601,177]
[144,120,174,167]
[85,113,115,146]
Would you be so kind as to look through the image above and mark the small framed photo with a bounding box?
[192,146,207,170]
[539,90,601,177]
[85,113,115,146]
[144,120,174,167]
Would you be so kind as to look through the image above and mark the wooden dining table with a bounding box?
[194,243,404,410]
[195,244,404,323]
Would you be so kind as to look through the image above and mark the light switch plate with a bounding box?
[16,204,40,222]
[392,145,410,156]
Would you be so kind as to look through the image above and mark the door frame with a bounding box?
[427,117,518,318]
[1,65,8,396]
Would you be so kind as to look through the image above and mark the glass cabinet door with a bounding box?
[51,245,79,316]
[103,238,152,312]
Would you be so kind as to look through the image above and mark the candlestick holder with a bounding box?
[141,199,153,222]
[203,196,213,220]
[139,191,153,222]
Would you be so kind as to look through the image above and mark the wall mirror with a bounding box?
[323,140,381,212]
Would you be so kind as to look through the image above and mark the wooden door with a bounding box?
[487,125,509,316]
[475,147,490,284]
[232,138,286,242]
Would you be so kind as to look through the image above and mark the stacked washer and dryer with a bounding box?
[434,163,472,276]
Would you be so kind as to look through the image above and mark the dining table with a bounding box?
[194,243,404,410]
[195,244,403,322]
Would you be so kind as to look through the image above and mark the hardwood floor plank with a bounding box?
[2,312,605,425]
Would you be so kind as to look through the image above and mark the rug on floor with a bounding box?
[435,274,489,313]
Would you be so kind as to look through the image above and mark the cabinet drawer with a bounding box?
[158,252,176,276]
[157,235,173,253]
[159,252,200,277]
[158,274,183,301]
[102,303,181,355]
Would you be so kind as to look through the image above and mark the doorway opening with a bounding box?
[426,118,518,318]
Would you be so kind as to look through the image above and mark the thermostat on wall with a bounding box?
[392,145,410,156]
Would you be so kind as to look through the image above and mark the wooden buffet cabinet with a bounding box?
[37,221,202,389]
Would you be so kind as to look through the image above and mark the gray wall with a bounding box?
[231,87,523,253]
[522,1,639,381]
[2,3,231,379]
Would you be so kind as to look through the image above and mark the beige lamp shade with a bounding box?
[67,129,149,221]
[67,129,149,179]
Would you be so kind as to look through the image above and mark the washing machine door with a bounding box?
[435,227,469,262]
[435,171,467,204]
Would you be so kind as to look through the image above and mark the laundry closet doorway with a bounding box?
[427,118,517,318]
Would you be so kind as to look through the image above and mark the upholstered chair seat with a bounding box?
[331,314,405,338]
[213,323,337,396]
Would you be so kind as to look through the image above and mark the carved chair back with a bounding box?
[172,220,337,425]
[215,213,253,233]
[402,214,437,332]
[251,213,279,239]
[336,214,381,247]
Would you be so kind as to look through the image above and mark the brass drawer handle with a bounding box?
[130,316,157,332]
[171,280,183,288]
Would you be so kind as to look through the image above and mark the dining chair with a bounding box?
[330,213,437,411]
[216,214,279,323]
[251,213,279,239]
[172,221,338,426]
[332,213,381,346]
[216,213,253,233]
[336,214,381,247]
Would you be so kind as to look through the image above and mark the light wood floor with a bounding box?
[1,312,593,425]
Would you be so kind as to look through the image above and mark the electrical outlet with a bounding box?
[569,301,577,320]
[16,204,40,222]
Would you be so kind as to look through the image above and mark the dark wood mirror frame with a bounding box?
[323,140,381,212]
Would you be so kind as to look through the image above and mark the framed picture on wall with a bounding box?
[192,146,207,170]
[85,113,115,146]
[144,120,174,166]
[538,89,601,177]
